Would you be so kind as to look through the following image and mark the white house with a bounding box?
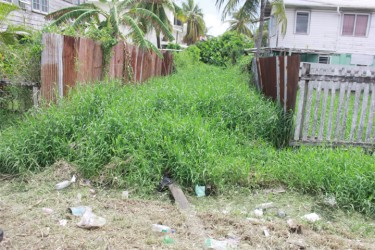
[2,0,86,30]
[268,0,375,66]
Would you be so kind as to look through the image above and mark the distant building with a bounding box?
[2,0,86,30]
[267,0,375,66]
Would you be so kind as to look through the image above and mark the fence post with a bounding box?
[298,63,310,140]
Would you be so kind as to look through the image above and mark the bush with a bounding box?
[196,32,253,67]
[166,43,182,50]
[174,45,201,69]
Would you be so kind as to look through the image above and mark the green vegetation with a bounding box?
[196,32,253,67]
[0,54,374,216]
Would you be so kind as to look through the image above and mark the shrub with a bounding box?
[196,32,253,67]
[166,43,182,50]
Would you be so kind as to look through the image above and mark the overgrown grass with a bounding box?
[0,62,374,216]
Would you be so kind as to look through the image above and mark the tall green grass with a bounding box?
[0,62,374,216]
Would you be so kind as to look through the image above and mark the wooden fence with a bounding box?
[41,33,174,102]
[254,55,301,112]
[292,63,375,147]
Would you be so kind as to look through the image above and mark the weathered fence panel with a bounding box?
[41,33,174,102]
[255,55,301,112]
[292,63,375,148]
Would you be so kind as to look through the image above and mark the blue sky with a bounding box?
[175,0,229,37]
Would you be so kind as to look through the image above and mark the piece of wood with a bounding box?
[311,81,322,139]
[168,183,190,210]
[284,56,288,113]
[276,56,280,102]
[302,82,315,141]
[357,83,369,142]
[318,83,330,141]
[294,81,307,140]
[326,83,336,140]
[334,82,347,140]
[340,83,352,140]
[366,83,375,142]
[349,83,362,141]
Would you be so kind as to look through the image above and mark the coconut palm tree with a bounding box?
[216,0,287,56]
[136,0,175,49]
[46,0,174,54]
[181,0,205,45]
[226,6,255,38]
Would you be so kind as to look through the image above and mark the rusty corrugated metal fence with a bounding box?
[41,33,174,102]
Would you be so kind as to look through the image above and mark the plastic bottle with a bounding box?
[152,224,171,233]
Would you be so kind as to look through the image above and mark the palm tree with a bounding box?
[46,0,174,55]
[181,0,205,45]
[216,0,286,56]
[136,0,175,49]
[226,6,255,38]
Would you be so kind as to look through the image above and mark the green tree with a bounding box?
[0,2,30,45]
[226,6,255,38]
[216,0,287,56]
[137,0,174,49]
[181,0,206,45]
[46,0,174,54]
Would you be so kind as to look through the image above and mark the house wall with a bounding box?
[270,7,375,56]
[4,0,82,30]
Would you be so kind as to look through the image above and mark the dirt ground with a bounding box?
[0,162,374,249]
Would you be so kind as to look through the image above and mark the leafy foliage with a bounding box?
[180,0,206,45]
[166,43,182,50]
[196,32,253,67]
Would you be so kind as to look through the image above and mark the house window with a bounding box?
[32,0,48,13]
[295,11,310,34]
[342,14,369,37]
[318,56,330,64]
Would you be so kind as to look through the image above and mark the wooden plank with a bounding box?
[284,56,288,113]
[349,83,362,141]
[276,56,280,102]
[334,82,347,140]
[302,82,315,141]
[290,140,375,148]
[340,83,352,140]
[366,83,375,142]
[311,81,322,140]
[294,81,307,140]
[168,183,190,210]
[357,83,369,142]
[256,58,263,91]
[326,83,336,140]
[318,83,330,141]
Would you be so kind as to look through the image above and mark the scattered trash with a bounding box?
[195,185,206,197]
[77,193,82,203]
[152,224,172,233]
[256,202,275,210]
[287,219,302,234]
[287,238,308,249]
[163,235,175,244]
[122,190,129,199]
[222,209,230,215]
[0,228,3,242]
[55,175,76,190]
[59,219,68,227]
[77,208,106,229]
[158,176,173,192]
[263,228,270,237]
[89,189,96,194]
[301,213,320,223]
[323,196,337,207]
[69,206,89,217]
[246,217,264,224]
[79,179,91,187]
[205,238,238,249]
[277,209,286,218]
[253,208,263,217]
[42,207,54,214]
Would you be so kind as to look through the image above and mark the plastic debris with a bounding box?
[122,190,129,199]
[246,217,264,224]
[158,176,173,192]
[277,209,286,218]
[263,228,270,237]
[77,208,106,229]
[256,202,275,210]
[163,235,175,244]
[69,206,89,217]
[77,193,82,203]
[205,238,239,250]
[89,189,96,194]
[55,175,76,190]
[287,238,308,249]
[253,208,263,217]
[323,196,337,207]
[79,179,91,187]
[152,224,172,233]
[195,185,206,197]
[42,207,54,214]
[0,228,3,242]
[59,219,68,226]
[301,213,320,223]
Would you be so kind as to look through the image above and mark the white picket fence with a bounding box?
[291,63,375,147]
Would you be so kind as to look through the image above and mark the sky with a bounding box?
[175,0,230,37]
